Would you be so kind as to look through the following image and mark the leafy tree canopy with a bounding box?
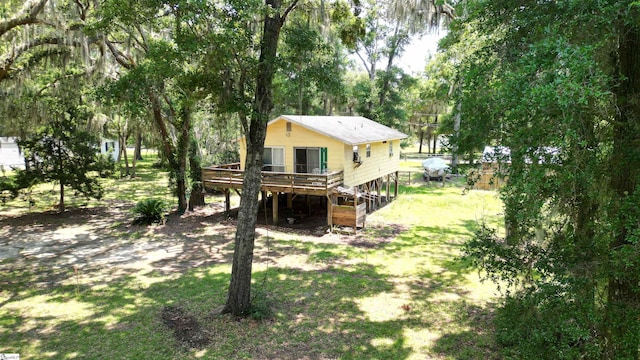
[16,100,115,212]
[450,0,640,358]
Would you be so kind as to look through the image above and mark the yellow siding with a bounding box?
[342,140,401,187]
[240,118,344,173]
[238,116,402,187]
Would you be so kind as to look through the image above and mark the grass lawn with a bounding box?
[0,157,504,359]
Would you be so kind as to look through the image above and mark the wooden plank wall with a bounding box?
[331,203,366,228]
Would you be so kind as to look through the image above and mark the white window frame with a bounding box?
[353,145,361,162]
[263,146,285,172]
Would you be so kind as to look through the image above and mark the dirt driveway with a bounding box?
[0,202,387,290]
[0,203,241,286]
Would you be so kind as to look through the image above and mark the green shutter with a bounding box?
[320,147,328,173]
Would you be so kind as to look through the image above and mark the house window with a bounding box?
[295,148,321,173]
[366,144,371,158]
[389,141,394,157]
[286,121,292,132]
[353,145,361,162]
[263,147,285,172]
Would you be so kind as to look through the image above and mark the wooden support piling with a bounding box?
[224,189,231,213]
[272,191,279,225]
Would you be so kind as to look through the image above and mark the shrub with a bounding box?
[495,283,601,359]
[132,198,167,225]
[94,154,117,178]
[249,287,274,321]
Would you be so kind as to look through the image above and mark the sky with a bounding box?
[349,31,446,75]
[398,32,446,74]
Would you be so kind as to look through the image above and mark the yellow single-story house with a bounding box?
[203,115,408,229]
[240,115,407,186]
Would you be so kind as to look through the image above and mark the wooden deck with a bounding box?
[202,163,344,196]
[201,163,398,230]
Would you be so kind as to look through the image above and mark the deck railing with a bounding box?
[202,163,344,195]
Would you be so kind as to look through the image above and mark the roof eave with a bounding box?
[277,115,408,145]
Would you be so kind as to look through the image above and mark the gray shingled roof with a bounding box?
[274,115,408,145]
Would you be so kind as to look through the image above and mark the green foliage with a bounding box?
[450,0,640,357]
[203,149,239,166]
[331,0,366,50]
[131,198,167,225]
[349,73,375,117]
[15,110,112,210]
[188,136,202,187]
[248,286,274,321]
[95,154,118,179]
[495,284,600,360]
[0,175,19,202]
[462,225,525,290]
[273,20,347,115]
[373,68,416,127]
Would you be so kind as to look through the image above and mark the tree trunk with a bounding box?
[432,115,438,154]
[223,0,295,317]
[148,90,186,211]
[134,132,143,160]
[58,139,65,212]
[224,143,264,315]
[451,103,461,172]
[378,24,403,109]
[298,61,303,114]
[122,134,130,177]
[188,137,205,211]
[149,91,176,167]
[59,181,65,213]
[175,102,192,214]
[131,145,137,178]
[603,17,640,360]
[418,120,424,154]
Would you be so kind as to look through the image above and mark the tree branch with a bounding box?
[0,37,83,82]
[36,70,86,95]
[355,49,373,79]
[104,39,135,69]
[135,24,149,52]
[0,0,49,37]
[281,0,300,25]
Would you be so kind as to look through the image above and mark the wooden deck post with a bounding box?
[364,183,370,212]
[224,189,231,213]
[377,178,380,207]
[370,181,375,210]
[327,194,334,228]
[272,191,279,225]
[394,171,399,198]
[386,174,390,202]
[287,193,293,209]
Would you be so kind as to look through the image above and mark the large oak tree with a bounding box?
[222,0,299,317]
[453,0,640,358]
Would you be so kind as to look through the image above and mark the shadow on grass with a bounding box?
[430,301,500,360]
[1,222,496,359]
[1,178,502,359]
[1,261,418,359]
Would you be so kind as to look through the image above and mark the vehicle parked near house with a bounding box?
[422,157,450,181]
